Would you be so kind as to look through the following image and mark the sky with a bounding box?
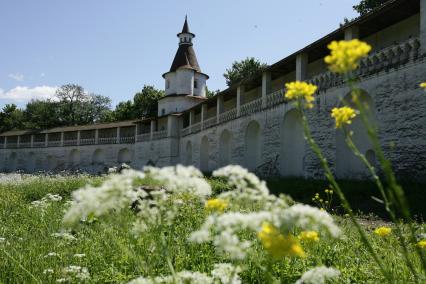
[0,0,360,108]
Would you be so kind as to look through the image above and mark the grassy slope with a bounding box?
[0,175,424,283]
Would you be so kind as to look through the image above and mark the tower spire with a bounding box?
[177,16,195,44]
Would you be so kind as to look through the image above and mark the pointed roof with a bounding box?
[168,44,201,73]
[164,17,204,76]
[178,16,195,37]
[182,16,190,33]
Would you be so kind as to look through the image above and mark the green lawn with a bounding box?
[0,174,424,283]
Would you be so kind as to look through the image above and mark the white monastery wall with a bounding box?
[2,2,426,181]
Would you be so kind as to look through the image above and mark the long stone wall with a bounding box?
[1,55,425,181]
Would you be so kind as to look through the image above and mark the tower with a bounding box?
[158,16,209,116]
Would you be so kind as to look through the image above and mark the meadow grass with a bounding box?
[0,174,424,283]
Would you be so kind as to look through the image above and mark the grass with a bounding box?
[0,174,425,283]
[266,178,426,220]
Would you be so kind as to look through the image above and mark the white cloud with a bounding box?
[8,73,24,82]
[0,86,58,103]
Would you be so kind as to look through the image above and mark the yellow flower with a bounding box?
[374,226,392,237]
[324,39,371,73]
[258,223,305,258]
[331,107,357,128]
[298,231,320,242]
[416,240,426,249]
[420,82,426,90]
[284,81,317,109]
[205,198,228,212]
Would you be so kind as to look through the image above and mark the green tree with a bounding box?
[206,87,220,98]
[133,85,165,118]
[23,99,61,130]
[111,100,136,121]
[55,84,111,125]
[223,57,267,87]
[353,0,388,15]
[0,104,25,133]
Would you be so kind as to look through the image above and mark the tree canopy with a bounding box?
[109,85,165,121]
[223,57,267,87]
[353,0,388,15]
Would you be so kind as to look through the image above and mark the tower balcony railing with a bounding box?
[120,136,135,144]
[33,141,46,148]
[219,108,237,123]
[203,116,217,129]
[152,130,167,140]
[6,143,18,149]
[181,126,191,137]
[18,142,32,148]
[98,137,117,144]
[136,133,151,142]
[240,97,263,116]
[47,140,62,147]
[307,37,421,93]
[266,89,286,109]
[191,122,201,133]
[63,139,78,146]
[80,138,96,145]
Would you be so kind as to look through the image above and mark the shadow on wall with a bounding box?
[336,90,376,179]
[200,136,209,172]
[219,129,232,167]
[185,140,192,166]
[118,148,132,165]
[281,109,304,177]
[245,120,261,171]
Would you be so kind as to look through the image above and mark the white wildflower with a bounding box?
[295,266,340,284]
[277,204,341,238]
[73,253,86,258]
[63,169,145,225]
[144,165,211,198]
[63,265,90,280]
[213,165,287,211]
[43,268,54,274]
[30,193,62,211]
[56,278,67,283]
[190,204,340,260]
[189,212,271,260]
[51,232,77,242]
[128,270,213,284]
[44,252,59,258]
[211,263,242,284]
[0,237,6,243]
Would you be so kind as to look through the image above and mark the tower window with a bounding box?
[166,79,170,89]
[161,109,165,116]
[194,79,198,89]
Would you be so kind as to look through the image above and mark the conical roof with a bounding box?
[169,44,201,73]
[181,16,190,34]
[168,17,201,73]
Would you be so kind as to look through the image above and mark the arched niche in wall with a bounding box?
[219,129,232,167]
[335,90,375,179]
[8,152,17,172]
[185,141,193,166]
[245,120,261,171]
[92,149,104,165]
[118,148,132,164]
[47,155,57,172]
[68,149,80,168]
[281,109,304,177]
[26,152,36,173]
[200,136,209,172]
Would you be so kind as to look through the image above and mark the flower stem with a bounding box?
[296,99,393,283]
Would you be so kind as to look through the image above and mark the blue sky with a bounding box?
[0,0,359,108]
